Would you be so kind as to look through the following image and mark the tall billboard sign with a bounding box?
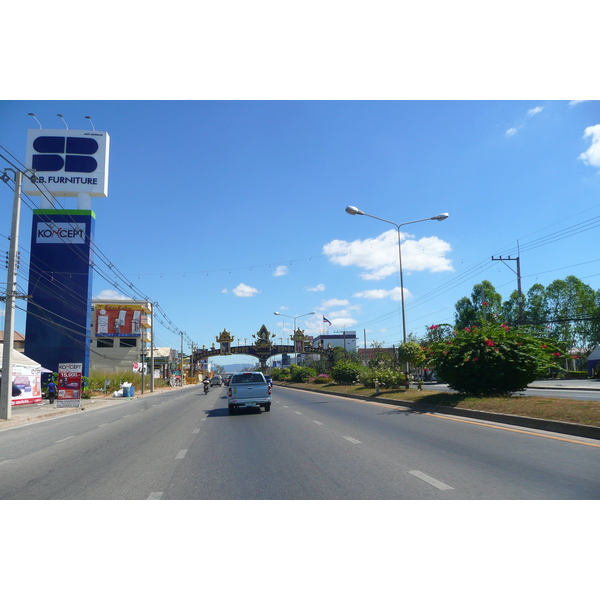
[24,129,109,197]
[24,129,109,377]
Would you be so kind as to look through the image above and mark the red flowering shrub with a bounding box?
[428,322,562,396]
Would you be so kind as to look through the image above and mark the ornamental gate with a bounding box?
[193,325,334,370]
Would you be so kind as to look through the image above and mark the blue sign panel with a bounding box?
[24,210,95,376]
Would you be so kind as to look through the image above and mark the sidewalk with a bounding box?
[527,379,600,391]
[0,387,172,431]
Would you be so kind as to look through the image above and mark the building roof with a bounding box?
[0,331,25,343]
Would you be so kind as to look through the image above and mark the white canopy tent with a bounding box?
[0,346,51,405]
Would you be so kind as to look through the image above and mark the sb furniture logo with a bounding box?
[32,135,99,173]
[25,129,110,198]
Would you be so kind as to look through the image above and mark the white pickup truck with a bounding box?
[227,372,272,414]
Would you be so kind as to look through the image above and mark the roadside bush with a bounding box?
[560,370,589,380]
[270,368,289,381]
[289,366,317,383]
[428,322,563,396]
[331,361,364,385]
[359,367,405,388]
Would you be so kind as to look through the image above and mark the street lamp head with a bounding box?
[274,312,281,315]
[345,206,365,216]
[432,213,449,221]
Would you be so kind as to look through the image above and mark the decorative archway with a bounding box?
[193,325,334,370]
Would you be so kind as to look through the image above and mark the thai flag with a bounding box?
[323,315,332,326]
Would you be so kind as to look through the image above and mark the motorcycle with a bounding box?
[203,381,210,394]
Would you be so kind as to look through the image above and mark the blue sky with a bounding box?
[1,100,599,365]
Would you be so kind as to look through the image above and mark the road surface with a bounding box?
[1,384,598,499]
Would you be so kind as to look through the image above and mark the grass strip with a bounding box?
[277,382,600,427]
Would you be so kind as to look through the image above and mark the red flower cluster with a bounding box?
[429,324,440,330]
[553,352,561,357]
[486,340,494,347]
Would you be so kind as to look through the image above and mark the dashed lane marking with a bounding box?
[313,421,324,426]
[147,492,163,500]
[408,470,454,491]
[175,449,188,460]
[54,436,75,443]
[343,436,362,444]
[193,429,200,434]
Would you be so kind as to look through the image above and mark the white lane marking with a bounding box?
[175,449,188,460]
[313,421,324,426]
[408,470,454,491]
[193,429,200,434]
[294,411,302,415]
[54,436,75,443]
[147,492,163,500]
[201,417,207,421]
[343,436,362,444]
[96,423,108,428]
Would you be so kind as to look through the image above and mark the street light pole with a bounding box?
[345,206,449,381]
[273,310,316,365]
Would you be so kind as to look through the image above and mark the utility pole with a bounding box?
[150,302,154,393]
[1,170,24,420]
[492,245,523,323]
[180,331,184,386]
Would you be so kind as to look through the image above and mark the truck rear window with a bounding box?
[231,374,265,384]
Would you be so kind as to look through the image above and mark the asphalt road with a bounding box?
[1,384,599,499]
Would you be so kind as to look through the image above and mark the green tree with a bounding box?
[397,341,427,374]
[544,276,599,352]
[332,346,361,365]
[367,341,396,369]
[454,280,503,330]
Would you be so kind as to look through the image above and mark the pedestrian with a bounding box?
[47,380,57,404]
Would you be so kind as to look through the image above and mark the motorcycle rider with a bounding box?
[202,375,210,394]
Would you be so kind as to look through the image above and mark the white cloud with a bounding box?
[232,283,260,297]
[527,106,544,117]
[505,127,518,137]
[273,266,288,277]
[579,124,600,168]
[306,283,325,292]
[353,286,410,301]
[221,289,228,294]
[94,289,133,300]
[569,100,588,106]
[319,298,349,308]
[323,230,452,281]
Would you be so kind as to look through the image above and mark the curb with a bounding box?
[278,384,600,441]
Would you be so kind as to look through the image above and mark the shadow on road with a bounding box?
[207,407,265,417]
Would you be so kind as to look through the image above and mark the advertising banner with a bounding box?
[24,129,110,197]
[10,365,43,406]
[96,305,144,337]
[57,363,83,408]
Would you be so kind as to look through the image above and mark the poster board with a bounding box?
[57,362,83,408]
